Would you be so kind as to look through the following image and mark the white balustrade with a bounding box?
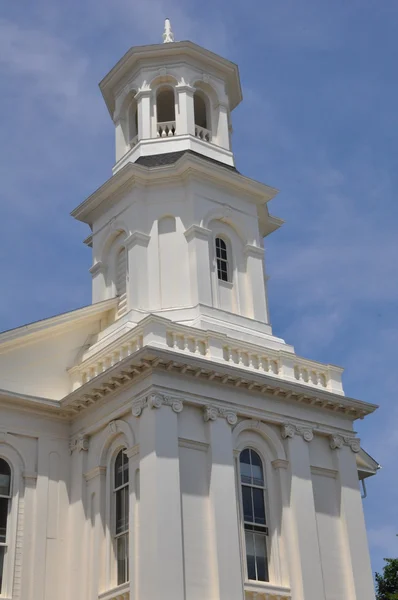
[195,124,212,142]
[167,331,208,357]
[294,364,327,388]
[157,121,176,137]
[79,335,143,387]
[224,346,279,375]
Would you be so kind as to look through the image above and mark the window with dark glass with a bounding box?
[0,459,11,595]
[240,449,269,582]
[215,237,229,282]
[114,449,129,585]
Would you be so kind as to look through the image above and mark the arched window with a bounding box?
[114,449,129,585]
[115,246,127,318]
[0,459,11,594]
[156,87,176,137]
[239,449,269,582]
[215,237,229,282]
[194,91,211,141]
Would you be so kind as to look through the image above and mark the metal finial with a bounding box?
[163,18,174,43]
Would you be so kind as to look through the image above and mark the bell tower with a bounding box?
[73,20,285,347]
[100,19,240,171]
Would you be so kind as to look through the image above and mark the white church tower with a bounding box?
[0,21,379,600]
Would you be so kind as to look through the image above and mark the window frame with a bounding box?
[238,448,270,584]
[215,236,231,283]
[0,458,11,598]
[112,449,129,587]
[0,450,21,600]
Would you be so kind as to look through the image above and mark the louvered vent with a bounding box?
[116,247,127,317]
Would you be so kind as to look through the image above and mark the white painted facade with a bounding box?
[0,22,378,600]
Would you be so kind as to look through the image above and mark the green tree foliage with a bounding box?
[376,558,398,600]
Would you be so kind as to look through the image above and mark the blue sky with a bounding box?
[1,0,397,578]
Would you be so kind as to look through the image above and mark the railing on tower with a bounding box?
[157,121,177,137]
[195,124,212,142]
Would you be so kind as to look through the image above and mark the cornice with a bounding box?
[0,299,118,352]
[70,153,279,224]
[184,224,212,242]
[125,230,151,249]
[244,244,265,259]
[61,345,377,424]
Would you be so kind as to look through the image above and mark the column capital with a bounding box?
[132,393,183,417]
[184,224,212,242]
[203,404,238,426]
[281,422,314,442]
[69,434,89,453]
[244,244,264,259]
[89,261,105,276]
[329,434,360,453]
[135,87,152,101]
[175,83,196,95]
[125,230,151,249]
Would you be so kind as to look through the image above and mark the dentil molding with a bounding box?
[203,405,238,426]
[132,393,183,417]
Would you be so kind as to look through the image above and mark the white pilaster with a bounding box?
[184,225,213,306]
[136,395,185,600]
[115,117,128,162]
[176,85,195,136]
[85,466,106,599]
[125,231,150,310]
[216,103,231,151]
[67,436,89,600]
[205,409,244,600]
[90,261,106,304]
[244,245,269,322]
[136,90,152,140]
[333,443,375,600]
[282,426,325,600]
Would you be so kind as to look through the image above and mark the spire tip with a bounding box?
[163,18,174,43]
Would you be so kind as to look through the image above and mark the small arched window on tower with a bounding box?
[194,91,211,142]
[239,449,269,582]
[156,86,176,137]
[0,458,11,594]
[114,449,129,585]
[215,237,229,282]
[115,246,127,318]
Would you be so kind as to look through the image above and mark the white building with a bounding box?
[0,20,379,600]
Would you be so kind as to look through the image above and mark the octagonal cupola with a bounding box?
[100,20,242,172]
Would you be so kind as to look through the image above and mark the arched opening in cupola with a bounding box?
[194,89,212,142]
[156,86,176,137]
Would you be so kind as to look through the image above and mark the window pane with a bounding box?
[116,487,129,535]
[117,533,129,585]
[245,530,256,580]
[242,486,253,523]
[240,461,252,484]
[0,546,5,594]
[253,488,266,525]
[0,460,10,497]
[115,451,124,489]
[0,498,8,543]
[240,449,250,465]
[255,533,269,581]
[250,451,264,486]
